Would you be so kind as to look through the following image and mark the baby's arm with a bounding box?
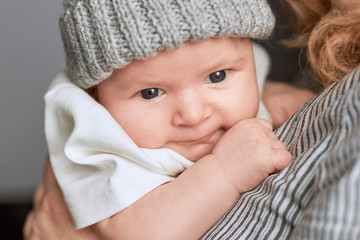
[91,118,292,240]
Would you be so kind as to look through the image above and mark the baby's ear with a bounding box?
[87,86,99,101]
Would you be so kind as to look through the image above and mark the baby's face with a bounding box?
[94,37,259,161]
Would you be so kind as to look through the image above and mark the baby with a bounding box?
[45,0,292,239]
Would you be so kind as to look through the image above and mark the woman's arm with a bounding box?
[23,157,99,240]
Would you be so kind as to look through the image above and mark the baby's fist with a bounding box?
[212,118,292,193]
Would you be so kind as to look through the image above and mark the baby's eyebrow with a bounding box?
[201,55,245,74]
[117,76,165,90]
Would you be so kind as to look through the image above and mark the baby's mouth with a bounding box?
[176,129,225,146]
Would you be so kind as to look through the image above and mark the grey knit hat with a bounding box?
[60,0,275,89]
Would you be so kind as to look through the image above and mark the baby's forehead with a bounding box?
[110,37,253,82]
[120,37,252,70]
[101,38,255,93]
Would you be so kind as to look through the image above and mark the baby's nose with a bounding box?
[172,91,211,126]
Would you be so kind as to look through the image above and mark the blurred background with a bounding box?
[0,1,64,239]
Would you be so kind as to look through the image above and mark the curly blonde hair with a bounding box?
[285,0,360,87]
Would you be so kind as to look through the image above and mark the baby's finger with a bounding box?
[267,131,280,141]
[256,118,273,131]
[270,149,292,172]
[272,139,288,150]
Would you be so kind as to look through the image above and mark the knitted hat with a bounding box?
[60,0,275,89]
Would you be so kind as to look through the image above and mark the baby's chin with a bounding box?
[175,143,216,162]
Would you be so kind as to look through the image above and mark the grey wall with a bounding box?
[0,0,65,202]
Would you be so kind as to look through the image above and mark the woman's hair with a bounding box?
[285,0,360,87]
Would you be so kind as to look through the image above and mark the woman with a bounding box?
[24,0,360,239]
[286,0,360,87]
[201,0,360,238]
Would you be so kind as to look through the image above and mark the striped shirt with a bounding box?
[202,67,360,240]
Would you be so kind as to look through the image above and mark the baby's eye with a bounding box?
[206,70,227,84]
[138,88,164,100]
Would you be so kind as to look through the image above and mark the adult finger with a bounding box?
[33,183,44,209]
[23,211,35,240]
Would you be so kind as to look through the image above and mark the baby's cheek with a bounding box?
[228,104,258,127]
[131,125,171,149]
[227,88,259,122]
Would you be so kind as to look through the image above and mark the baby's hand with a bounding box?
[212,118,292,193]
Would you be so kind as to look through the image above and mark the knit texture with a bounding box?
[60,0,275,88]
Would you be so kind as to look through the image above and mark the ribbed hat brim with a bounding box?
[60,0,275,88]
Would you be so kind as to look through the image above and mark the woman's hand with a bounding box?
[23,156,99,240]
[262,82,315,129]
